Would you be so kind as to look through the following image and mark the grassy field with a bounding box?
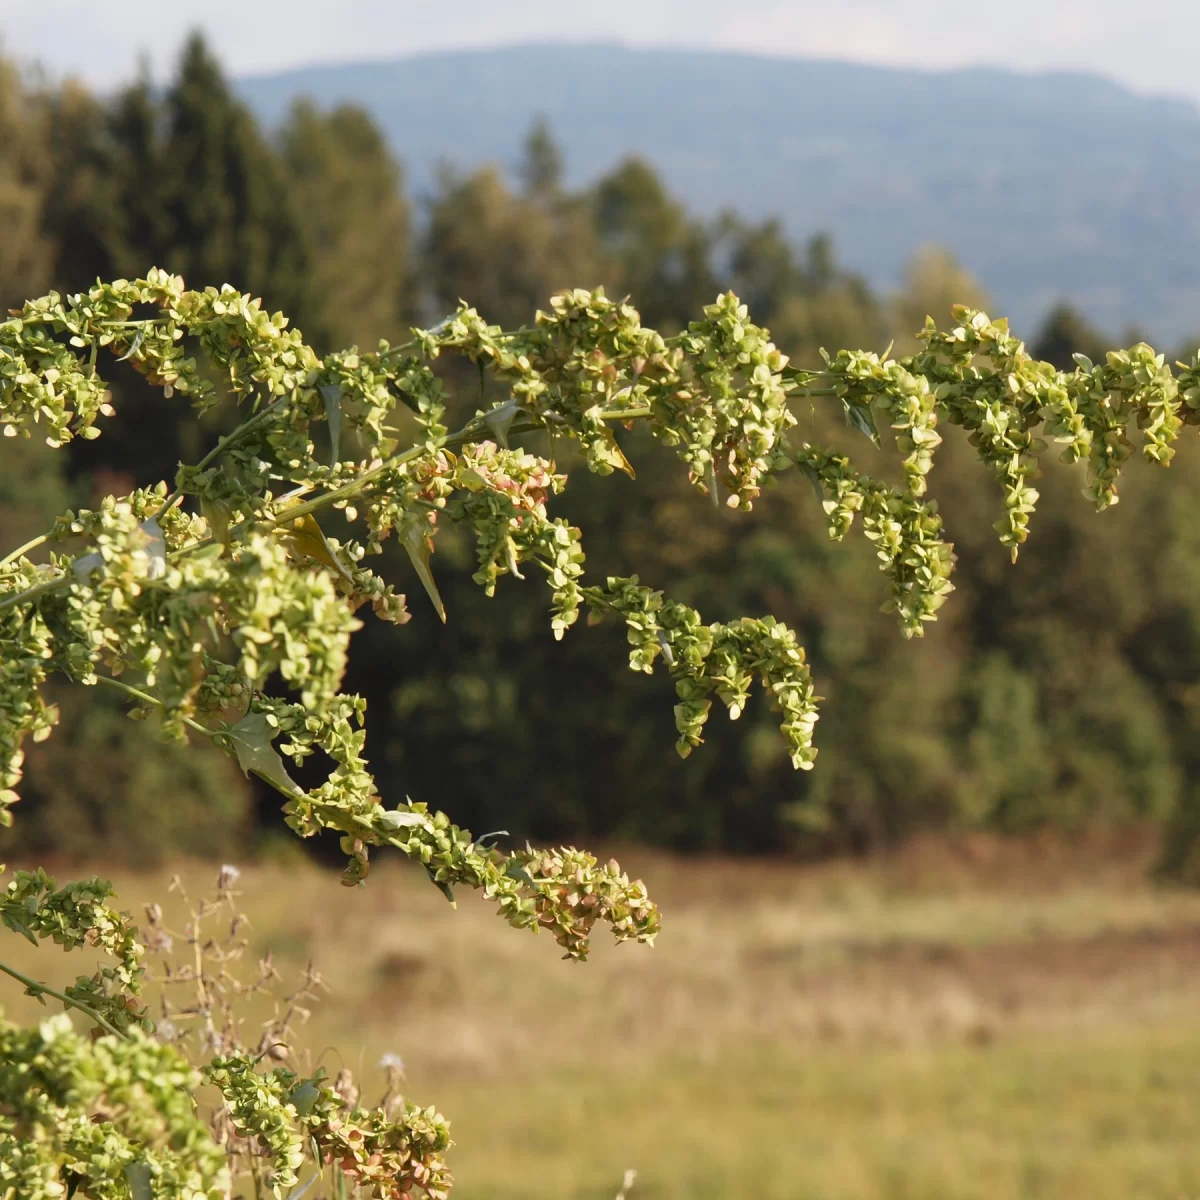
[6,833,1200,1198]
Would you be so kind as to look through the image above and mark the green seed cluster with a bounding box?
[3,274,1194,1198]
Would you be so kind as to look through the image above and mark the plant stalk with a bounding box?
[0,958,127,1040]
[2,401,657,605]
[93,675,219,739]
[0,533,49,568]
[161,393,292,511]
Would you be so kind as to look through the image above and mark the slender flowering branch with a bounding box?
[1,271,1188,1198]
[0,958,127,1040]
[0,533,49,569]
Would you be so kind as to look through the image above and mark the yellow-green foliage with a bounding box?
[1,271,1195,1194]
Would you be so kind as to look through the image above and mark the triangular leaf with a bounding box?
[201,497,233,549]
[611,436,637,480]
[124,1162,153,1200]
[116,329,144,364]
[285,1177,321,1200]
[402,520,446,623]
[321,384,343,465]
[376,809,430,832]
[798,460,825,506]
[138,518,166,581]
[221,713,303,798]
[282,513,354,584]
[656,630,676,667]
[1,910,38,945]
[483,399,520,448]
[288,1078,322,1116]
[424,864,455,905]
[843,400,881,447]
[71,551,103,583]
[504,861,536,888]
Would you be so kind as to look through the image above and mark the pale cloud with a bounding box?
[1,0,1196,102]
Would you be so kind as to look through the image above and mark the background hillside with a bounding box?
[11,26,1200,1197]
[238,43,1200,342]
[8,32,1200,869]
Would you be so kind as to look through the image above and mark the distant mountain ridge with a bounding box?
[237,43,1200,341]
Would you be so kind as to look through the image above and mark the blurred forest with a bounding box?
[6,34,1200,872]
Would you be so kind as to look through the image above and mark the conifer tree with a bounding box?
[1031,301,1110,371]
[161,33,311,320]
[423,163,600,329]
[0,60,52,311]
[590,157,716,328]
[518,116,564,199]
[280,99,411,352]
[102,74,172,279]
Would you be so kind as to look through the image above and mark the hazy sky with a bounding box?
[2,0,1194,102]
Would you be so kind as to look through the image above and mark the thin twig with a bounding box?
[93,674,220,740]
[96,318,173,328]
[0,532,49,568]
[1,402,657,607]
[0,958,127,1040]
[162,393,291,511]
[0,572,70,615]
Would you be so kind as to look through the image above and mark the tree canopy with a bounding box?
[4,34,1200,872]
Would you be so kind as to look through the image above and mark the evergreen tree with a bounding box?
[589,157,716,328]
[0,59,52,310]
[423,162,599,329]
[891,245,991,353]
[280,98,411,352]
[719,215,801,323]
[35,38,319,489]
[161,33,311,319]
[774,234,886,368]
[518,116,564,199]
[38,79,130,294]
[1031,301,1110,370]
[8,34,1200,864]
[102,73,172,279]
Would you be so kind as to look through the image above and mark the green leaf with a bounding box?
[1,911,37,945]
[282,513,353,583]
[483,399,519,448]
[656,631,675,667]
[124,1162,153,1200]
[798,460,825,506]
[289,1078,321,1116]
[504,861,536,887]
[402,520,446,623]
[139,518,166,580]
[321,384,342,465]
[221,713,302,798]
[612,437,637,480]
[424,865,455,905]
[201,497,232,549]
[116,329,144,364]
[376,809,430,832]
[843,400,881,447]
[71,551,103,582]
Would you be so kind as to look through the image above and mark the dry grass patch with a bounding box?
[5,835,1200,1196]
